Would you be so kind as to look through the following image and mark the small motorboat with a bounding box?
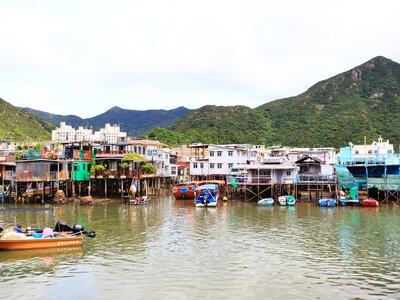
[130,196,149,205]
[319,197,336,207]
[278,195,296,206]
[0,222,95,251]
[361,198,379,207]
[194,184,218,207]
[257,198,274,206]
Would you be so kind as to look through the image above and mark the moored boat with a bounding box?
[172,182,198,200]
[278,195,296,206]
[130,196,149,205]
[361,198,379,207]
[0,235,83,251]
[257,198,274,206]
[194,184,219,207]
[0,222,95,251]
[319,197,336,207]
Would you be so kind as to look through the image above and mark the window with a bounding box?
[210,151,215,156]
[228,151,233,156]
[210,163,215,169]
[200,163,204,168]
[286,171,291,176]
[193,163,198,169]
[217,163,222,169]
[228,163,233,168]
[388,150,393,154]
[355,150,359,154]
[217,151,222,156]
[368,150,372,154]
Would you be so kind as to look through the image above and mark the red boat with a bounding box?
[361,198,379,207]
[172,182,199,200]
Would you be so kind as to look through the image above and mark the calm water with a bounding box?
[1,197,400,299]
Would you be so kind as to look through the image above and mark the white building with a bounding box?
[351,136,393,156]
[52,122,76,142]
[52,122,127,144]
[189,144,258,178]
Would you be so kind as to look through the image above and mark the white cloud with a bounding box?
[0,0,399,118]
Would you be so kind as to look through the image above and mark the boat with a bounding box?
[194,184,219,207]
[319,196,336,207]
[22,182,63,197]
[338,196,360,206]
[257,198,274,206]
[0,234,83,251]
[338,186,360,206]
[172,182,199,200]
[0,222,95,251]
[361,198,379,207]
[198,180,226,197]
[278,195,296,206]
[130,196,149,205]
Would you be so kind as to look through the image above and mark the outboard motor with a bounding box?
[54,222,73,232]
[72,224,85,233]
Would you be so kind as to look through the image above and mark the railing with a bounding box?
[297,174,336,183]
[227,175,273,185]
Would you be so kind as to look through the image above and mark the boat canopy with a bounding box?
[196,184,218,191]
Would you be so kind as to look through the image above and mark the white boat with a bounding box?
[278,195,296,206]
[194,184,219,207]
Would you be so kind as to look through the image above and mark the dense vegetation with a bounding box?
[0,99,53,141]
[256,56,400,148]
[145,105,275,146]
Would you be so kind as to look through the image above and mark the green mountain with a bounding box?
[153,56,400,148]
[146,105,275,145]
[257,56,400,148]
[23,106,190,137]
[0,99,54,141]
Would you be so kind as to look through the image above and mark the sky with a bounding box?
[0,0,400,118]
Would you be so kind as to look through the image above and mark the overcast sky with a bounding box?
[1,0,399,118]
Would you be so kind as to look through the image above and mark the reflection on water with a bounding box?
[1,198,400,299]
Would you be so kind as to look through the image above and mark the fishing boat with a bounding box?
[22,183,62,197]
[257,198,274,206]
[361,198,379,207]
[0,222,95,251]
[319,196,336,207]
[172,182,199,200]
[194,184,219,207]
[278,195,296,206]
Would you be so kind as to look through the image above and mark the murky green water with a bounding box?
[1,198,400,299]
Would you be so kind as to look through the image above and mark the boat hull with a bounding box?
[0,236,83,251]
[258,198,274,206]
[361,198,379,207]
[172,183,197,200]
[319,198,336,207]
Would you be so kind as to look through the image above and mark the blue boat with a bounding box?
[319,197,336,207]
[194,184,218,207]
[257,198,274,206]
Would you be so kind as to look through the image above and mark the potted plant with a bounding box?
[119,162,129,178]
